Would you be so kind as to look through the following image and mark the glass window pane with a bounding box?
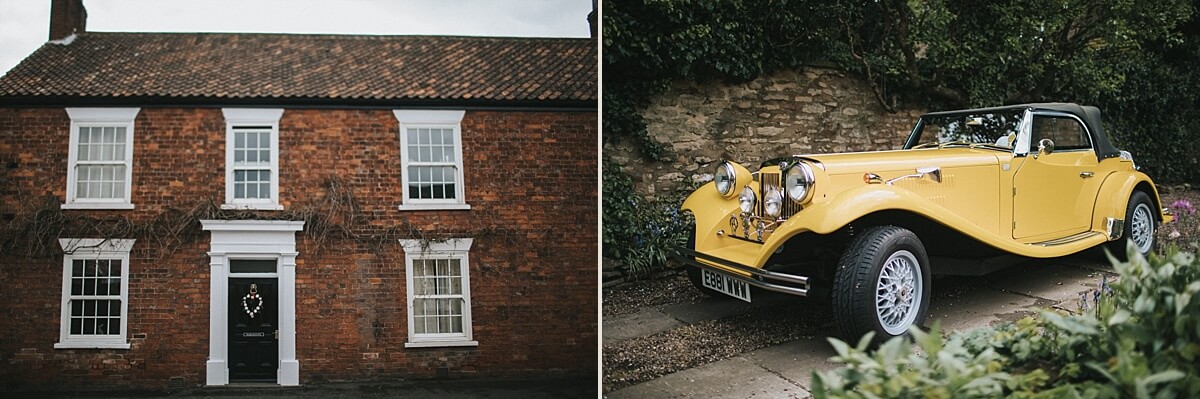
[83,318,95,335]
[70,318,82,334]
[79,128,91,143]
[230,259,275,273]
[89,143,101,161]
[259,132,269,148]
[235,132,245,148]
[103,127,115,143]
[110,301,121,317]
[114,127,126,143]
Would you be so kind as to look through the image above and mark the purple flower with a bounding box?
[1170,199,1195,215]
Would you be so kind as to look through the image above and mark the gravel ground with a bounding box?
[603,292,833,392]
[602,271,706,318]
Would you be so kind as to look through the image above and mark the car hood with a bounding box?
[797,148,1003,175]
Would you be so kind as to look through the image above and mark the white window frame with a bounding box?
[63,108,140,210]
[56,238,135,349]
[222,108,284,210]
[400,238,477,348]
[394,110,470,211]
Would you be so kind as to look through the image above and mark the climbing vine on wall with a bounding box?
[0,176,523,262]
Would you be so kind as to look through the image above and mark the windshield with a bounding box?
[906,110,1025,150]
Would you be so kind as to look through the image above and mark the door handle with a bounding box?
[274,329,279,340]
[1080,171,1094,179]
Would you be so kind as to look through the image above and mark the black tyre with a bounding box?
[683,226,722,296]
[832,225,931,344]
[1106,191,1157,260]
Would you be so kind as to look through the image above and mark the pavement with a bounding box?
[7,376,597,398]
[603,254,1112,398]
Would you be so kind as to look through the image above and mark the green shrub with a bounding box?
[602,157,695,278]
[814,244,1200,398]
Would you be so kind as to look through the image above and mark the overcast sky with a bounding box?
[0,0,595,76]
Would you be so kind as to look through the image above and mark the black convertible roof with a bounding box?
[923,102,1120,160]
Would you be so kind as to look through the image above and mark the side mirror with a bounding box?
[1036,138,1055,158]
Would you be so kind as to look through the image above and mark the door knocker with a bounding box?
[243,283,264,319]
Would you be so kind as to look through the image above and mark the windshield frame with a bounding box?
[903,107,1031,154]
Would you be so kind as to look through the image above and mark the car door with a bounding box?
[1011,112,1103,240]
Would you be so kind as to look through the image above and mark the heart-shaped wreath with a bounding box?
[243,291,264,319]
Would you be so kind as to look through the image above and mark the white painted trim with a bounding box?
[63,108,139,209]
[221,108,285,124]
[399,238,475,347]
[222,108,284,210]
[396,203,472,211]
[393,110,469,209]
[65,108,141,122]
[201,220,303,386]
[55,238,135,349]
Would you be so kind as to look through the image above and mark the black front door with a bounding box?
[229,277,277,381]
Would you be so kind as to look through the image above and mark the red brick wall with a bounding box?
[0,106,597,390]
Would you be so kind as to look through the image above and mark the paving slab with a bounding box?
[745,337,840,391]
[985,262,1105,307]
[926,282,1039,332]
[660,296,758,324]
[606,356,808,399]
[603,308,685,345]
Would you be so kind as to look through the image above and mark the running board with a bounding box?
[1031,231,1102,247]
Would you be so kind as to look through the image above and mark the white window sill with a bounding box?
[404,340,479,348]
[55,341,131,350]
[221,203,284,211]
[397,203,472,211]
[61,202,135,210]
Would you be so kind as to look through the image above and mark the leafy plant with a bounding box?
[814,244,1200,398]
[603,157,696,278]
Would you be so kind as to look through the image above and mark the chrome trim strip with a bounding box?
[1106,217,1124,241]
[1032,231,1102,246]
[677,249,809,297]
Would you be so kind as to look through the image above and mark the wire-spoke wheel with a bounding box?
[833,225,931,344]
[1107,191,1156,260]
[874,250,923,335]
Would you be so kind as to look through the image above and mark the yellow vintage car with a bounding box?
[680,103,1174,341]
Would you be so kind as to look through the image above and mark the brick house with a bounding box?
[0,0,597,390]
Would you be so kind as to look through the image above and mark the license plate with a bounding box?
[701,268,751,302]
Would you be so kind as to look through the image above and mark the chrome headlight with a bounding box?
[738,186,756,214]
[763,186,783,218]
[714,162,736,196]
[784,162,816,203]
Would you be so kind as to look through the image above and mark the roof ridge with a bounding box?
[76,31,594,41]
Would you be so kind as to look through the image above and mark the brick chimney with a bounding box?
[49,0,87,41]
[588,0,597,38]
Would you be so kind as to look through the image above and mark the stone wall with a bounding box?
[606,66,927,198]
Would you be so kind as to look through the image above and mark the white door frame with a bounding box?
[201,220,304,386]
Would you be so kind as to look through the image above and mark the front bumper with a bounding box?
[677,248,811,297]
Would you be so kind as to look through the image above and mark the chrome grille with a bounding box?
[754,172,801,220]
